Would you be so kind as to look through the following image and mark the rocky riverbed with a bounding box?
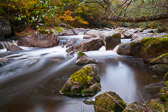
[0,26,168,112]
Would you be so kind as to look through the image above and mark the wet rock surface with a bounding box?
[123,102,145,112]
[66,38,103,53]
[94,91,126,112]
[117,35,168,60]
[76,52,97,65]
[103,33,121,50]
[7,45,22,52]
[60,64,101,96]
[18,32,59,47]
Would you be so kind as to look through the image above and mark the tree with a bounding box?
[89,0,168,22]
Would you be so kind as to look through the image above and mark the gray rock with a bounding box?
[103,33,121,50]
[66,38,103,53]
[85,29,101,38]
[149,64,168,74]
[143,81,165,96]
[19,32,59,47]
[76,52,97,65]
[7,45,22,52]
[66,38,79,48]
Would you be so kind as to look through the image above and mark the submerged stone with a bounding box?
[60,64,101,96]
[94,91,126,112]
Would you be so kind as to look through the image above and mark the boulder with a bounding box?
[76,52,97,65]
[160,81,168,102]
[18,32,59,47]
[67,38,103,53]
[85,29,101,38]
[6,45,22,52]
[143,29,157,33]
[0,19,11,39]
[59,29,76,36]
[132,32,154,40]
[123,29,138,38]
[94,91,126,112]
[66,38,79,48]
[149,53,168,74]
[75,38,103,52]
[103,33,121,50]
[18,35,31,47]
[149,64,168,74]
[60,64,101,96]
[123,102,145,112]
[132,32,168,40]
[143,81,164,96]
[117,36,168,60]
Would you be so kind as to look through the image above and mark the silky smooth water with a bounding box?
[0,37,162,112]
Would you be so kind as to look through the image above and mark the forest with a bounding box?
[0,0,168,112]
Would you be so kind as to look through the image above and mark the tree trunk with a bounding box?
[104,13,168,22]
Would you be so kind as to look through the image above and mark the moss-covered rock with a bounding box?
[150,99,168,112]
[94,91,126,112]
[117,35,168,60]
[164,72,168,81]
[160,81,168,102]
[60,64,101,96]
[149,64,168,74]
[123,102,145,112]
[150,53,168,64]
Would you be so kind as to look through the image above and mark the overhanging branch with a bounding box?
[104,13,168,22]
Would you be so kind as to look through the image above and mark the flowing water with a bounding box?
[0,36,162,112]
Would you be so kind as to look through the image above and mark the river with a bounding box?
[0,36,162,112]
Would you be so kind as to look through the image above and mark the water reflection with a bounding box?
[100,62,137,104]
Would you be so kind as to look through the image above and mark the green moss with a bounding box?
[49,29,54,34]
[55,27,63,33]
[112,33,121,39]
[140,36,168,55]
[164,81,168,86]
[150,100,164,112]
[95,92,126,112]
[70,66,92,84]
[160,81,168,102]
[78,52,85,57]
[60,83,71,94]
[38,29,48,34]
